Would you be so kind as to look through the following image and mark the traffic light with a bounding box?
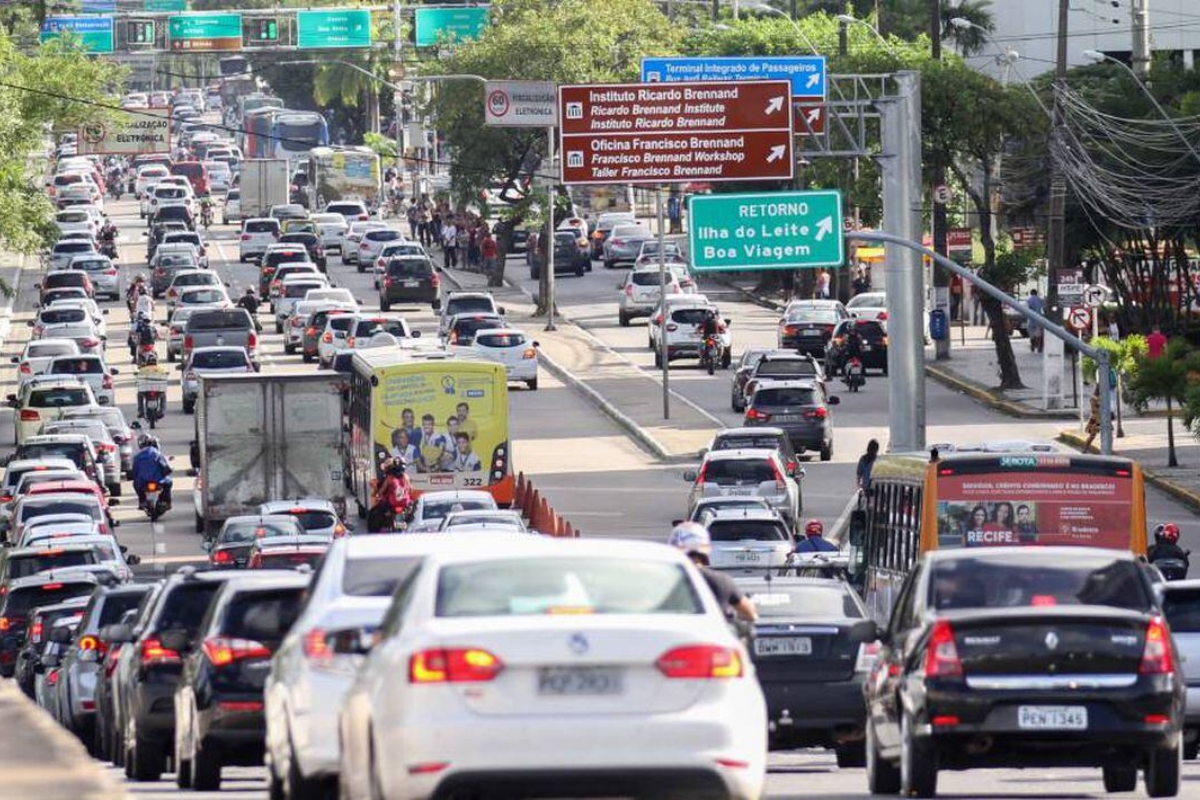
[250,17,278,42]
[127,20,154,46]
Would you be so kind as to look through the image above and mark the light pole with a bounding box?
[1082,50,1200,167]
[835,13,899,57]
[280,59,396,136]
[744,2,820,54]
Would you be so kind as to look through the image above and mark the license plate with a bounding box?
[1018,705,1087,730]
[773,414,799,422]
[726,488,754,496]
[755,637,812,657]
[402,280,419,287]
[733,550,766,563]
[537,666,624,696]
[862,345,872,351]
[802,329,821,336]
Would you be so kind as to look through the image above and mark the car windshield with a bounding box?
[436,558,701,617]
[753,388,816,407]
[707,520,788,542]
[475,332,527,348]
[221,589,303,649]
[742,584,864,619]
[703,459,774,486]
[191,350,248,369]
[929,556,1151,611]
[49,359,102,374]
[29,388,91,407]
[1164,588,1200,633]
[40,309,86,325]
[158,256,195,268]
[7,550,96,580]
[446,298,494,315]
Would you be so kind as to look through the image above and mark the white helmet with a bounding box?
[667,521,711,556]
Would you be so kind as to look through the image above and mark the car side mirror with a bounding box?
[498,306,506,315]
[159,629,191,654]
[682,470,698,482]
[8,356,16,364]
[5,395,17,408]
[130,420,142,430]
[127,553,142,565]
[329,626,373,656]
[49,627,72,644]
[671,518,683,526]
[111,368,119,375]
[99,623,133,644]
[828,396,841,406]
[200,540,213,552]
[25,320,34,327]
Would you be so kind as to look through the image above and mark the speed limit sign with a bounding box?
[1068,307,1091,330]
[932,184,954,205]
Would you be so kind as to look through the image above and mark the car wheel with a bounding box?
[287,738,326,800]
[1103,764,1137,792]
[619,312,630,327]
[190,738,222,792]
[1145,742,1181,797]
[284,343,295,355]
[820,444,833,462]
[356,263,364,273]
[107,482,121,497]
[866,718,900,794]
[1186,741,1200,761]
[128,734,164,782]
[836,744,866,769]
[526,377,538,391]
[900,712,938,798]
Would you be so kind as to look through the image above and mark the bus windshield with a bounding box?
[274,113,329,156]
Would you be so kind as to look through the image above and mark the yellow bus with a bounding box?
[347,348,514,518]
[851,446,1147,621]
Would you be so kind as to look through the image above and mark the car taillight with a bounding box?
[383,277,391,288]
[79,635,106,655]
[305,326,316,336]
[924,619,963,678]
[212,549,233,564]
[18,409,40,421]
[262,266,272,275]
[770,460,787,490]
[522,348,537,359]
[333,523,346,537]
[833,336,845,345]
[1140,617,1176,675]
[359,242,369,250]
[0,495,9,504]
[248,331,257,349]
[18,363,30,374]
[409,648,503,683]
[0,617,11,631]
[291,317,304,328]
[322,332,333,343]
[805,407,829,420]
[358,213,368,220]
[30,621,43,644]
[878,311,888,321]
[202,636,271,667]
[745,408,770,422]
[184,335,194,350]
[610,238,624,246]
[105,269,117,276]
[624,284,633,296]
[347,336,356,348]
[141,637,181,666]
[656,645,743,679]
[855,641,881,672]
[82,338,100,348]
[241,233,251,241]
[431,272,440,287]
[302,628,333,663]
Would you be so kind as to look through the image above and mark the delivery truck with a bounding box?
[238,158,290,218]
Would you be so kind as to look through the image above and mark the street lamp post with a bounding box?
[835,13,899,57]
[745,2,820,54]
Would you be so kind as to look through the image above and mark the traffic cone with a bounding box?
[537,497,553,534]
[565,520,577,538]
[513,472,527,511]
[525,488,540,520]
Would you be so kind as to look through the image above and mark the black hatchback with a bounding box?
[278,232,326,271]
[380,255,440,311]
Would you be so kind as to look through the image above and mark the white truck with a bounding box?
[238,158,290,219]
[191,371,347,536]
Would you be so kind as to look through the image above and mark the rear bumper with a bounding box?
[383,286,438,304]
[198,700,266,765]
[762,677,865,744]
[746,420,830,453]
[781,335,828,355]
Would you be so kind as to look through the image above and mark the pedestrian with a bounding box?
[441,218,459,269]
[467,225,481,270]
[1083,385,1102,450]
[1147,325,1168,359]
[418,196,433,247]
[857,439,879,493]
[1026,289,1045,353]
[667,192,682,235]
[852,267,871,296]
[1107,315,1120,341]
[816,269,831,300]
[481,230,498,274]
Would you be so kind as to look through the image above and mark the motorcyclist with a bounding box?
[369,457,412,531]
[1148,522,1188,564]
[131,312,157,361]
[842,324,864,372]
[667,522,757,622]
[237,287,259,315]
[794,519,840,554]
[696,308,722,364]
[135,352,170,418]
[199,195,214,228]
[131,434,172,509]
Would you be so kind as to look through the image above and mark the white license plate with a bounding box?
[774,414,800,422]
[801,329,822,336]
[538,666,624,696]
[755,637,812,657]
[1018,705,1087,730]
[402,280,419,287]
[733,550,767,563]
[725,488,754,496]
[862,345,872,351]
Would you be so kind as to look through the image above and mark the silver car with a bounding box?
[67,255,121,300]
[181,346,254,413]
[50,239,98,271]
[700,507,794,570]
[259,498,346,539]
[61,405,135,477]
[1162,581,1200,760]
[38,418,122,495]
[683,448,801,525]
[602,223,654,268]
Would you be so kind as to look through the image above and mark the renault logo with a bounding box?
[1045,632,1059,651]
[568,633,589,655]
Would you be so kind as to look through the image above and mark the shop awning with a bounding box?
[854,246,886,263]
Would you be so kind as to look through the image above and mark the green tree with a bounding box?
[1130,340,1197,467]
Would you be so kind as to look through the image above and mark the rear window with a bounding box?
[671,308,710,325]
[171,162,204,179]
[3,583,94,616]
[786,308,838,324]
[436,558,701,617]
[714,435,785,452]
[158,255,195,268]
[58,212,88,223]
[7,550,96,580]
[165,234,201,246]
[220,519,303,544]
[258,552,323,569]
[220,588,304,647]
[707,520,789,543]
[14,444,86,466]
[46,273,88,287]
[846,321,886,338]
[703,459,774,485]
[175,273,215,287]
[191,350,248,369]
[366,230,403,243]
[283,510,337,530]
[386,259,432,278]
[475,333,527,348]
[19,500,99,522]
[929,556,1151,612]
[453,317,501,338]
[156,187,185,198]
[285,283,323,298]
[753,388,817,407]
[30,388,91,407]
[40,309,86,325]
[187,311,250,331]
[612,226,650,238]
[55,242,94,254]
[1164,588,1200,633]
[757,359,818,378]
[155,582,223,635]
[421,500,492,522]
[265,251,310,267]
[49,358,102,374]
[72,260,109,272]
[631,272,662,287]
[181,289,226,304]
[328,317,355,332]
[743,585,864,619]
[245,220,280,234]
[28,343,76,358]
[446,298,494,315]
[354,320,407,339]
[98,591,147,626]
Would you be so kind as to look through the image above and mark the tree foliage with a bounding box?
[1130,340,1197,467]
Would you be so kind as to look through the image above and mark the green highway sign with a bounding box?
[413,7,489,47]
[40,16,115,53]
[168,12,241,51]
[688,190,844,271]
[297,9,372,49]
[144,0,185,11]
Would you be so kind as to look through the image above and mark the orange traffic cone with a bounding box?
[525,488,540,520]
[537,498,553,534]
[513,472,526,511]
[565,520,577,538]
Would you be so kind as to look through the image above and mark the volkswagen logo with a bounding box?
[1044,632,1059,651]
[567,633,589,656]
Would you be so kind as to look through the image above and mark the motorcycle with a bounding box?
[141,480,168,521]
[200,203,213,231]
[137,380,167,429]
[136,343,157,368]
[842,357,865,393]
[1151,552,1190,581]
[100,238,118,259]
[700,335,719,375]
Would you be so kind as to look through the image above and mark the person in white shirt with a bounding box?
[451,432,481,472]
[135,290,154,320]
[442,221,459,268]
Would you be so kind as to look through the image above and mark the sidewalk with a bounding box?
[440,266,717,461]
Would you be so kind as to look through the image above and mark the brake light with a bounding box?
[745,408,771,422]
[81,338,99,349]
[855,641,881,672]
[322,332,332,343]
[347,336,356,348]
[430,272,440,288]
[202,636,271,667]
[261,267,271,275]
[624,284,633,296]
[359,242,369,250]
[18,363,30,374]
[146,481,158,492]
[241,233,250,241]
[212,549,233,564]
[1140,617,1175,675]
[19,410,40,422]
[656,645,743,679]
[79,635,106,655]
[770,460,787,490]
[878,311,888,321]
[302,628,333,663]
[184,335,194,351]
[805,407,828,420]
[140,637,181,666]
[923,619,963,678]
[248,331,257,349]
[105,269,117,277]
[610,238,624,246]
[30,621,43,644]
[0,617,10,631]
[0,495,9,503]
[305,326,316,336]
[358,213,368,221]
[333,523,346,537]
[409,648,504,683]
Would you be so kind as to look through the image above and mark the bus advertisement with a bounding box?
[348,349,514,517]
[307,146,380,211]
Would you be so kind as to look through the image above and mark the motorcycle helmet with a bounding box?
[667,521,711,556]
[137,433,154,449]
[804,519,825,537]
[142,352,158,366]
[1161,523,1181,545]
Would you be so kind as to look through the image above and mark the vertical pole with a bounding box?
[657,187,670,420]
[930,0,951,360]
[878,72,925,452]
[544,125,556,332]
[1131,0,1150,79]
[1098,350,1113,454]
[393,0,402,63]
[1046,0,1069,322]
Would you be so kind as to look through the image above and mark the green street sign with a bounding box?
[688,190,844,271]
[413,7,489,47]
[144,0,185,11]
[297,9,372,49]
[167,12,241,51]
[40,16,115,54]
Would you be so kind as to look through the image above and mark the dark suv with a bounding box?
[105,567,239,781]
[744,379,838,461]
[825,319,888,375]
[173,573,309,790]
[0,572,99,677]
[736,350,825,412]
[258,247,312,296]
[778,300,850,356]
[279,232,327,271]
[380,255,440,310]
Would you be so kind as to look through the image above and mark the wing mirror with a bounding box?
[828,396,841,406]
[49,627,73,644]
[682,470,698,482]
[200,540,213,553]
[126,554,142,566]
[328,626,375,656]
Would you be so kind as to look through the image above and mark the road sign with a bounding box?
[1057,268,1084,305]
[640,56,826,100]
[144,0,185,10]
[687,190,844,271]
[40,16,114,53]
[558,80,794,185]
[167,12,241,51]
[795,103,825,135]
[77,108,170,156]
[413,7,489,48]
[1084,284,1107,308]
[80,0,116,12]
[947,228,972,254]
[297,9,372,49]
[485,80,557,127]
[1068,307,1091,330]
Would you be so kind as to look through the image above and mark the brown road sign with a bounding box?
[558,80,794,185]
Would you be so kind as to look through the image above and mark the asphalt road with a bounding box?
[4,195,1200,798]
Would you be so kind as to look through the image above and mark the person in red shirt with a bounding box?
[369,458,413,531]
[1147,326,1168,359]
[481,231,498,274]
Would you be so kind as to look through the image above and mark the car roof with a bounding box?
[701,448,781,462]
[7,571,98,590]
[8,542,99,556]
[703,507,785,523]
[423,533,686,567]
[715,426,786,438]
[418,490,496,504]
[260,499,337,512]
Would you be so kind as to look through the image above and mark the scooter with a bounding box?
[842,357,865,393]
[136,343,157,368]
[1151,552,1190,581]
[138,386,166,429]
[700,335,720,375]
[141,480,168,521]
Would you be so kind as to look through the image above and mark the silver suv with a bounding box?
[684,448,800,526]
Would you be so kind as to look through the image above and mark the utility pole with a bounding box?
[1131,0,1150,78]
[1046,0,1069,322]
[930,0,950,359]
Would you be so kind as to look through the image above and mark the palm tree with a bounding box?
[1128,339,1195,467]
[941,0,994,58]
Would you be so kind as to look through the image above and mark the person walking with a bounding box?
[1026,289,1045,353]
[816,269,831,300]
[441,218,459,269]
[1148,325,1167,359]
[857,439,880,493]
[1083,385,1102,450]
[480,230,498,274]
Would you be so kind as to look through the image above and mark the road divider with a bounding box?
[514,471,579,537]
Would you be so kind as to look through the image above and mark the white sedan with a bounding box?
[337,535,767,800]
[468,327,539,390]
[846,291,887,322]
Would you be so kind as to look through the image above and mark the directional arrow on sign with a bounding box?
[766,145,787,163]
[794,103,826,136]
[805,73,821,89]
[814,217,833,242]
[765,96,785,115]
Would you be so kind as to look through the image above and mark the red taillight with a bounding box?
[18,363,30,374]
[241,233,251,241]
[333,523,346,537]
[184,335,194,350]
[0,617,10,632]
[202,636,271,667]
[302,628,332,662]
[305,326,316,336]
[30,621,44,644]
[610,238,624,246]
[357,213,368,221]
[805,407,828,420]
[347,336,356,348]
[430,272,440,288]
[81,338,99,349]
[923,619,963,678]
[322,332,333,343]
[745,408,771,422]
[140,637,181,666]
[79,635,106,655]
[212,549,233,564]
[19,410,40,422]
[409,648,504,683]
[624,284,633,296]
[1140,617,1175,675]
[105,269,117,277]
[247,331,257,349]
[878,311,888,321]
[656,645,743,679]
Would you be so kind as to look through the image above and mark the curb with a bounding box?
[1056,429,1200,514]
[925,363,1079,420]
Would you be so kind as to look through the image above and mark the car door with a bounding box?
[869,566,923,753]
